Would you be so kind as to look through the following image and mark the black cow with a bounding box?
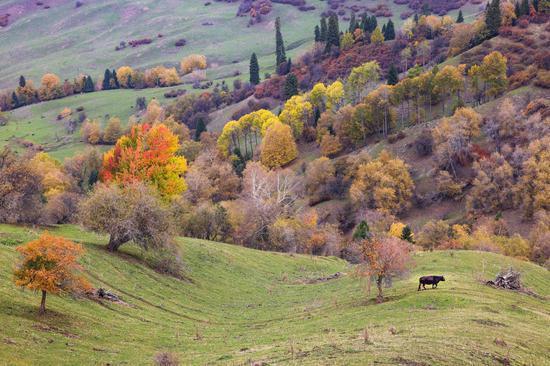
[418,275,445,291]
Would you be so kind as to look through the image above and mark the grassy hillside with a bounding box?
[0,0,482,90]
[0,87,178,160]
[0,224,548,365]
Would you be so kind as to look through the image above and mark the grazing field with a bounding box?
[0,0,482,90]
[0,87,178,160]
[0,224,548,365]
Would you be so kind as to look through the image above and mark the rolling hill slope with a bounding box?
[0,224,548,365]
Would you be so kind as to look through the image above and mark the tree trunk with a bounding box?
[376,276,384,303]
[107,235,125,252]
[39,290,47,315]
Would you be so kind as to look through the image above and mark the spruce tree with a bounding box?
[353,220,370,240]
[387,64,399,85]
[485,0,502,36]
[382,24,386,35]
[286,58,292,74]
[249,53,260,85]
[521,0,529,15]
[314,25,321,42]
[112,69,120,89]
[457,10,464,23]
[414,13,419,24]
[283,73,298,100]
[533,0,539,11]
[19,75,26,88]
[102,69,111,90]
[384,19,395,40]
[515,1,522,17]
[275,17,286,68]
[320,16,328,42]
[84,76,95,93]
[349,13,357,32]
[195,118,207,141]
[325,14,340,52]
[360,13,368,32]
[401,225,414,243]
[11,92,19,108]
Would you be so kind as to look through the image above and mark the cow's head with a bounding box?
[439,276,446,281]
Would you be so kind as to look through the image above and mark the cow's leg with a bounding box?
[422,284,426,290]
[418,282,421,291]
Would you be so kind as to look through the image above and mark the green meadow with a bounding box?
[0,224,548,365]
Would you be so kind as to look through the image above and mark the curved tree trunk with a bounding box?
[107,235,126,252]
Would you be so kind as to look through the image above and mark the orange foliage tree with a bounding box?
[13,232,89,315]
[357,236,412,302]
[100,123,188,198]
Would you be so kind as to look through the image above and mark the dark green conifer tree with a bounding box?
[286,58,292,74]
[414,13,419,24]
[195,118,207,141]
[102,69,111,90]
[515,1,522,17]
[349,13,357,32]
[283,73,298,100]
[521,0,530,15]
[384,19,395,40]
[11,91,19,108]
[387,64,399,85]
[275,17,286,68]
[353,220,370,240]
[457,10,464,23]
[314,25,321,42]
[533,0,539,11]
[401,225,414,243]
[485,0,502,36]
[325,14,340,52]
[19,75,26,88]
[320,16,328,42]
[249,53,260,85]
[111,69,120,89]
[84,75,95,93]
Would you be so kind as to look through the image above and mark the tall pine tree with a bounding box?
[320,16,328,42]
[349,13,357,32]
[249,53,260,85]
[19,75,26,88]
[84,76,95,93]
[102,69,112,90]
[195,118,207,141]
[325,13,340,52]
[283,73,298,100]
[457,9,464,23]
[384,19,395,40]
[521,0,530,15]
[111,69,120,89]
[387,64,399,85]
[275,17,286,68]
[485,0,502,37]
[314,25,321,42]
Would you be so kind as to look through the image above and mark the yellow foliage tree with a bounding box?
[260,121,298,169]
[180,54,208,75]
[29,153,73,199]
[370,27,385,44]
[116,66,135,88]
[279,95,313,138]
[349,150,414,214]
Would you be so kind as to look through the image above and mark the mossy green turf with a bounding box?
[0,224,548,365]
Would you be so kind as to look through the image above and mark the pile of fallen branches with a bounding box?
[486,268,521,290]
